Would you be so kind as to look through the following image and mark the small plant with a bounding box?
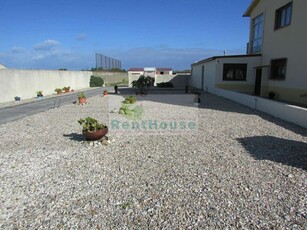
[123,95,137,104]
[78,117,107,132]
[63,86,70,92]
[54,88,62,94]
[90,75,104,87]
[119,104,143,120]
[14,96,21,101]
[36,91,43,97]
[78,92,86,99]
[269,91,275,99]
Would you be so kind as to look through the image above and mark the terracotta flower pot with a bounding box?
[82,127,108,141]
[79,98,87,104]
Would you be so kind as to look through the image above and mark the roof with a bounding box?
[144,67,156,71]
[192,54,261,66]
[156,68,172,71]
[243,0,261,17]
[128,68,144,71]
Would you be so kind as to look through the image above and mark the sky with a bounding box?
[0,0,252,70]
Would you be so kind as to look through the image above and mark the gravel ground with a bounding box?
[0,93,306,229]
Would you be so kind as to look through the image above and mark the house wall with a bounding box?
[0,69,92,103]
[215,56,261,93]
[249,0,307,106]
[190,56,261,94]
[189,64,203,90]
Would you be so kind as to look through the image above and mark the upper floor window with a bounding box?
[223,64,247,81]
[252,14,263,53]
[275,2,292,29]
[270,58,287,80]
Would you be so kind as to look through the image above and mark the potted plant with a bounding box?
[78,92,87,104]
[14,96,21,101]
[63,86,70,93]
[123,95,137,104]
[103,90,108,96]
[54,88,62,95]
[78,117,108,141]
[36,90,43,98]
[268,91,275,99]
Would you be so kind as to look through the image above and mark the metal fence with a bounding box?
[95,53,122,70]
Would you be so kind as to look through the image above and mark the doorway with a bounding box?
[254,69,262,96]
[201,66,204,91]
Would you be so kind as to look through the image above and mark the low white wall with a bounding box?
[0,69,92,102]
[214,88,307,129]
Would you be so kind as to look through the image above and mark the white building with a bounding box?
[190,0,307,106]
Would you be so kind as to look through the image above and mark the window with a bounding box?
[275,2,292,29]
[223,64,247,81]
[270,58,287,80]
[251,13,263,53]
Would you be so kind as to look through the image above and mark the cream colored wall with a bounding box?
[190,56,261,93]
[215,56,261,93]
[128,71,143,87]
[249,0,307,104]
[190,61,217,93]
[0,69,92,103]
[189,64,203,89]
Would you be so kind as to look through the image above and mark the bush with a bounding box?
[156,82,174,88]
[123,95,137,104]
[90,75,104,87]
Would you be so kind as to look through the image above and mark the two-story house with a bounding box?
[190,0,307,106]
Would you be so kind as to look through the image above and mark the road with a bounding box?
[0,87,112,125]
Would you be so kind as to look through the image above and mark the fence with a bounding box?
[95,54,122,70]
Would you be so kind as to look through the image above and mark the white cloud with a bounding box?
[34,40,60,50]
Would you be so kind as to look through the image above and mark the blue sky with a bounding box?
[0,0,252,70]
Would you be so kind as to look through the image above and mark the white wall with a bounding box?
[215,88,307,129]
[0,69,92,102]
[190,55,261,93]
[189,64,203,90]
[215,56,261,87]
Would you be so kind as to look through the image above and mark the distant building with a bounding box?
[0,64,7,69]
[128,67,173,86]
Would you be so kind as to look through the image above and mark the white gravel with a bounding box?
[0,93,306,229]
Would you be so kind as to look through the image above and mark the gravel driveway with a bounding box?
[0,93,306,229]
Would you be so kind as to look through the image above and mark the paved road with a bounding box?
[0,87,112,125]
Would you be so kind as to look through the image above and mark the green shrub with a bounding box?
[156,82,174,88]
[90,75,104,87]
[123,95,137,104]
